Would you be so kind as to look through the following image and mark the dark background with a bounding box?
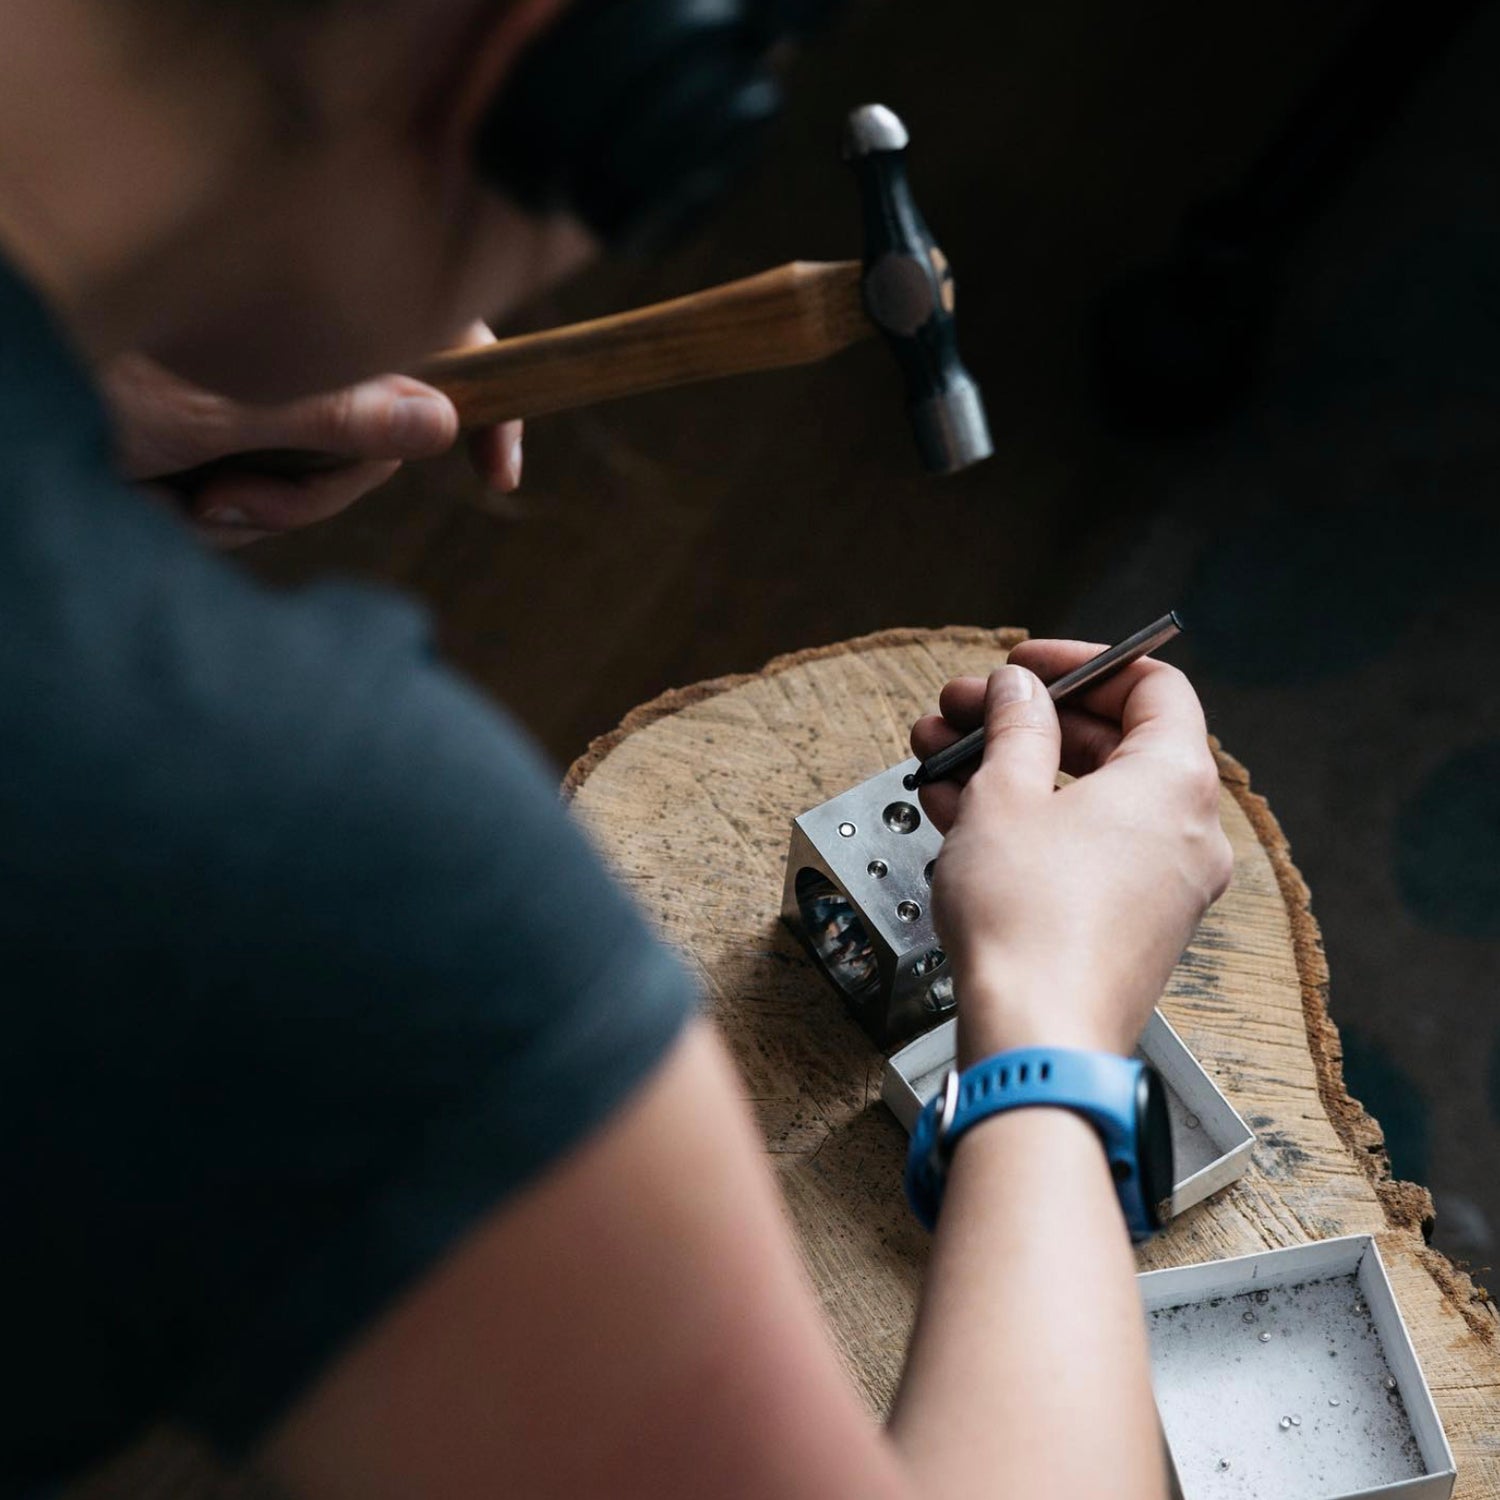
[250,0,1500,1264]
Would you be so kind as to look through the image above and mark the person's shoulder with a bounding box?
[0,454,568,967]
[0,266,701,1473]
[0,481,700,1474]
[0,456,435,808]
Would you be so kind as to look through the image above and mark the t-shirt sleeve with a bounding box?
[3,569,700,1468]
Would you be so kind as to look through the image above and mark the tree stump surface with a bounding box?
[565,625,1500,1495]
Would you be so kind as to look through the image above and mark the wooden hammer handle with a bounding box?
[415,259,868,426]
[162,261,869,498]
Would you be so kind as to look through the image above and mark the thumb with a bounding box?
[242,376,459,461]
[969,664,1061,804]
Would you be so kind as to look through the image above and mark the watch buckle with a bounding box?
[927,1066,961,1173]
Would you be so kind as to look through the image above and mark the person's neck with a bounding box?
[0,0,246,363]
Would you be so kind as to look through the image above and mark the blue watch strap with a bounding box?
[904,1047,1163,1241]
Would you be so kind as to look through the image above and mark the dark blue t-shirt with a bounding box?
[0,258,698,1494]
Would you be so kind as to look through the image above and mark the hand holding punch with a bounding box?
[903,611,1185,790]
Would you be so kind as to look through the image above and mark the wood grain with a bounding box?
[564,626,1500,1491]
[416,260,869,427]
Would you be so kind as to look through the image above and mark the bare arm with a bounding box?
[890,1110,1162,1492]
[891,646,1231,1495]
[262,1021,911,1500]
[260,645,1231,1500]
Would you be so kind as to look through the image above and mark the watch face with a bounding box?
[1136,1066,1175,1230]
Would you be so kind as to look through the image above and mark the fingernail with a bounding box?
[388,396,451,451]
[503,434,523,491]
[203,505,251,526]
[990,664,1035,703]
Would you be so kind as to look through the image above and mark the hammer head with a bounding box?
[843,104,993,475]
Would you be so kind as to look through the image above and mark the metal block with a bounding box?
[782,758,951,1048]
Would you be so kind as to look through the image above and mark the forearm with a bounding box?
[262,1025,1164,1500]
[888,1107,1166,1500]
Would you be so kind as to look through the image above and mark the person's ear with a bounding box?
[434,0,570,179]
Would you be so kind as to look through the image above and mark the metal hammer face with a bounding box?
[843,105,993,475]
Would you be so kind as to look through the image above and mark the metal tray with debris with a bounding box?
[1142,1235,1455,1500]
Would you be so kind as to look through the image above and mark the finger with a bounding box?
[908,677,988,791]
[1056,704,1123,777]
[1005,638,1110,679]
[1008,638,1201,736]
[910,694,981,834]
[907,676,988,764]
[1015,642,1213,798]
[910,715,978,822]
[139,480,274,549]
[435,321,524,493]
[912,668,1046,796]
[1113,660,1209,746]
[917,780,964,836]
[467,418,524,491]
[917,700,1120,782]
[965,665,1061,807]
[500,418,523,489]
[909,678,992,810]
[910,711,970,763]
[1006,638,1137,720]
[234,375,459,462]
[193,459,402,532]
[935,676,988,731]
[194,519,277,551]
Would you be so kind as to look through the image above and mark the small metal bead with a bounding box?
[1259,1332,1272,1343]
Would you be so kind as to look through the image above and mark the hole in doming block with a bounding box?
[793,869,878,998]
[1142,1236,1454,1500]
[883,801,921,834]
[781,759,948,1047]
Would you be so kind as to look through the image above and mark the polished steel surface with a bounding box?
[782,758,952,1047]
[840,102,910,158]
[912,377,994,475]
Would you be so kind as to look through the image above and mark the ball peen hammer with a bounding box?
[417,104,993,475]
[840,104,991,473]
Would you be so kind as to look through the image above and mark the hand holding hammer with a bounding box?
[418,105,991,475]
[161,102,989,509]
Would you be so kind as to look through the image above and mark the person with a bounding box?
[0,2,1234,1497]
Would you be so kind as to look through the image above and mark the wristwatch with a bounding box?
[904,1047,1174,1240]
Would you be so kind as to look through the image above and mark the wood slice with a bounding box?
[69,624,1499,1500]
[565,625,1500,1494]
